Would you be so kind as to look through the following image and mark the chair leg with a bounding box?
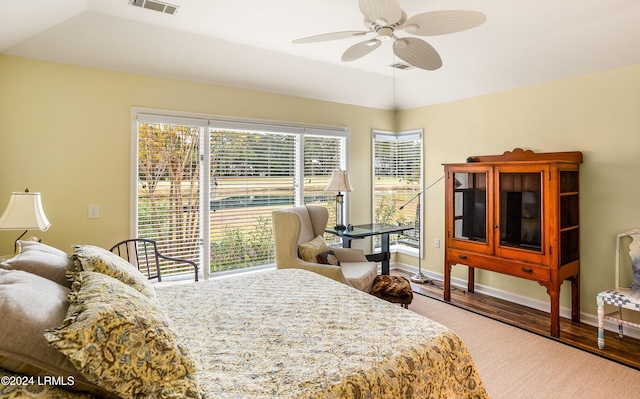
[617,306,624,338]
[597,302,605,350]
[618,323,624,338]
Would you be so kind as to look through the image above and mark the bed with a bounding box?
[0,242,488,399]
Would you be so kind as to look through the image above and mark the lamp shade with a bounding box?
[325,170,353,192]
[0,192,51,231]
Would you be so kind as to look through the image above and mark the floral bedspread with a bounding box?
[155,269,488,399]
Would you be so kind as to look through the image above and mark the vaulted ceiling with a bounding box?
[2,0,640,110]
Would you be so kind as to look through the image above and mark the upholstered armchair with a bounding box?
[272,205,378,293]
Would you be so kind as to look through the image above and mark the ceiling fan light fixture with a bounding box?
[404,24,419,34]
[395,38,408,49]
[377,27,393,40]
[375,17,389,26]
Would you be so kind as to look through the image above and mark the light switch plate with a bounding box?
[88,204,100,219]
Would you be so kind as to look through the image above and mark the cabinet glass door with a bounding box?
[453,171,488,243]
[497,171,543,253]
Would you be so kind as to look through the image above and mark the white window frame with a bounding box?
[131,108,348,279]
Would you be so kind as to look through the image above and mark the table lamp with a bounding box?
[0,189,51,254]
[325,170,353,230]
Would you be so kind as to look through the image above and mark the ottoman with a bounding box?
[371,275,413,308]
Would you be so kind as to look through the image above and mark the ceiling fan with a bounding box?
[292,0,486,71]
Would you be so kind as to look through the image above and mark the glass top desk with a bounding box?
[325,223,414,275]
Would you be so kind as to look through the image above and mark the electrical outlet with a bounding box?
[88,204,100,219]
[434,239,440,248]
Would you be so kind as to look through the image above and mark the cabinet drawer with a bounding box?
[447,249,550,282]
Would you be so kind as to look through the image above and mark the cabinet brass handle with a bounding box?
[459,255,467,259]
[522,267,533,273]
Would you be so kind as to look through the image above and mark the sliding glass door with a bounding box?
[134,112,347,279]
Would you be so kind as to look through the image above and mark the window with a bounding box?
[209,129,296,272]
[136,120,203,276]
[133,111,347,279]
[372,129,423,252]
[303,134,344,245]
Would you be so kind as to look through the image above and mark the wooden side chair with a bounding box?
[110,238,199,282]
[597,229,640,349]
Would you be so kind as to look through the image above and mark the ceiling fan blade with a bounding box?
[393,37,442,70]
[403,10,486,36]
[341,39,382,62]
[292,31,372,44]
[359,0,403,26]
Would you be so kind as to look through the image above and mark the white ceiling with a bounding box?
[2,0,640,110]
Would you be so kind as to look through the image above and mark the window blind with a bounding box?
[136,121,202,278]
[303,135,344,245]
[373,129,423,250]
[209,129,296,271]
[135,111,347,278]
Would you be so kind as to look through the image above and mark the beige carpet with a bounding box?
[408,293,640,399]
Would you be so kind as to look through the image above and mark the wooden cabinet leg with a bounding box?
[444,263,452,301]
[571,275,580,323]
[468,266,475,293]
[549,288,560,338]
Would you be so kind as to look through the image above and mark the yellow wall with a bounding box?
[0,55,391,255]
[397,63,640,315]
[2,54,640,316]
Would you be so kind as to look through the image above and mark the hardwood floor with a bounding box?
[391,269,640,371]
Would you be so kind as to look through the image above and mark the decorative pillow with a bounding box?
[1,241,73,288]
[298,235,330,263]
[71,244,156,300]
[0,269,113,397]
[44,271,202,399]
[317,250,340,266]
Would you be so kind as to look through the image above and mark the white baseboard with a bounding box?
[393,263,640,340]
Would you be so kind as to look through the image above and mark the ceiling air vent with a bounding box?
[129,0,179,16]
[389,62,413,70]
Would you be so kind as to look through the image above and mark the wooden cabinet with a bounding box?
[443,148,582,337]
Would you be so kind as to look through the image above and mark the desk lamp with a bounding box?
[0,189,51,254]
[325,170,353,230]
